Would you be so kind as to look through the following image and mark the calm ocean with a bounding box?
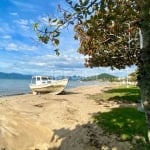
[0,79,102,97]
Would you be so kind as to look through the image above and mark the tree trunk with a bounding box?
[138,0,150,142]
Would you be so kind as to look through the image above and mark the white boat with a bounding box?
[29,76,68,95]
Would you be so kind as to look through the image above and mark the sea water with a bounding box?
[0,79,31,96]
[0,79,102,97]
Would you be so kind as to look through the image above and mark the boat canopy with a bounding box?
[31,76,51,85]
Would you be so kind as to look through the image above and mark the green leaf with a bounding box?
[75,7,81,12]
[53,31,60,37]
[52,19,57,22]
[54,49,60,56]
[45,28,48,33]
[48,17,51,22]
[53,39,59,46]
[69,21,74,25]
[66,14,72,19]
[74,3,80,12]
[38,35,49,44]
[66,0,72,5]
[33,23,39,30]
[79,0,83,5]
[57,20,64,26]
[82,0,89,6]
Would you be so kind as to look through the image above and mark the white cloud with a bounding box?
[31,53,84,68]
[6,43,18,51]
[10,0,39,12]
[11,52,84,75]
[38,16,50,25]
[14,19,32,31]
[1,42,37,51]
[0,19,31,40]
[16,19,29,25]
[9,12,19,16]
[0,35,11,39]
[0,22,14,34]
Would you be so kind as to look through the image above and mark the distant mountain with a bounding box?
[0,72,32,79]
[0,72,83,80]
[97,73,118,79]
[82,73,118,81]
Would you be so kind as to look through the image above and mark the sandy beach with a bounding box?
[0,84,131,150]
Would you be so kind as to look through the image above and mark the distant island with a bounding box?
[0,72,32,79]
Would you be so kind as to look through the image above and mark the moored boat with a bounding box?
[29,76,68,95]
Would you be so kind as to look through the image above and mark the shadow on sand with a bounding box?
[59,90,80,95]
[46,122,131,150]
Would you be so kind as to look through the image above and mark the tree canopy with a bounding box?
[34,0,142,69]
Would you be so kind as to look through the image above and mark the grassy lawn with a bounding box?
[88,85,141,103]
[89,85,149,149]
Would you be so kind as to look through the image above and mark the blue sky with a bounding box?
[0,0,136,77]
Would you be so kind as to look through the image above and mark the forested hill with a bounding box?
[0,72,32,79]
[97,73,118,79]
[82,73,118,81]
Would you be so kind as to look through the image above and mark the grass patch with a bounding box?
[93,107,149,149]
[93,107,147,140]
[88,85,140,103]
[89,85,149,149]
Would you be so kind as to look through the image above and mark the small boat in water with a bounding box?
[29,76,68,95]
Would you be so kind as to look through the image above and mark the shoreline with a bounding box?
[0,92,31,98]
[0,81,111,98]
[0,83,131,150]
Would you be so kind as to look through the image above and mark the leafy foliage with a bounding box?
[33,0,142,68]
[75,1,141,69]
[128,70,138,82]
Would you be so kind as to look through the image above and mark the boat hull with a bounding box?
[29,79,68,95]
